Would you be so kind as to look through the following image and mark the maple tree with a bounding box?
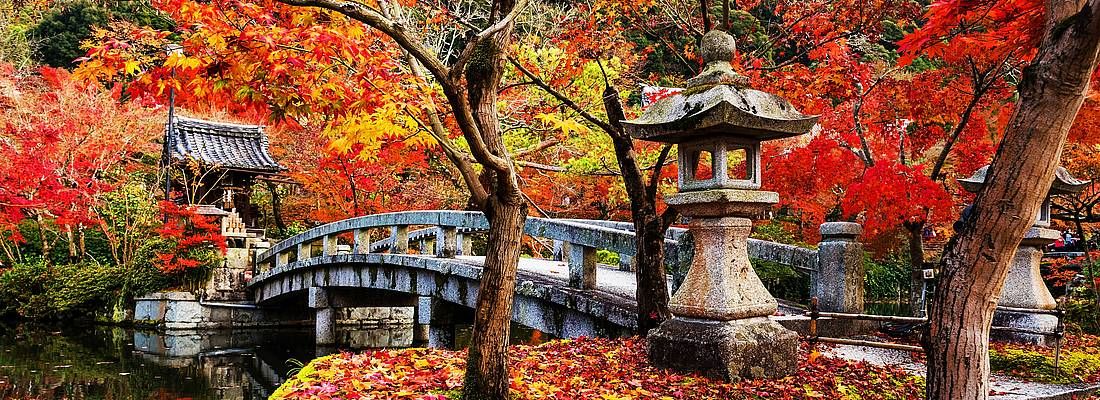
[1052,142,1100,313]
[151,201,225,274]
[84,0,538,397]
[56,0,1100,398]
[0,64,161,265]
[912,0,1100,397]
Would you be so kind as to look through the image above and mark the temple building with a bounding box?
[165,115,284,239]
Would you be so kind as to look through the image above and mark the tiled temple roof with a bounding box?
[168,116,283,173]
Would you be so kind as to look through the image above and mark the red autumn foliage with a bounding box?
[0,64,159,244]
[842,162,955,243]
[153,201,226,274]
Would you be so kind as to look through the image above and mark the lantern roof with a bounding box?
[958,165,1090,195]
[622,30,817,143]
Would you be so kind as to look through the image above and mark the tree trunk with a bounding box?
[78,226,85,262]
[339,159,360,216]
[65,225,77,263]
[926,2,1100,398]
[602,85,672,332]
[267,181,287,233]
[99,221,120,265]
[463,194,527,400]
[35,213,50,266]
[907,222,926,316]
[460,2,522,397]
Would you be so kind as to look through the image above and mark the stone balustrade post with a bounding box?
[391,225,409,254]
[437,227,457,258]
[552,240,565,261]
[308,287,336,345]
[457,234,473,256]
[813,222,865,314]
[276,251,290,269]
[296,242,308,262]
[618,254,634,271]
[322,235,337,257]
[353,229,371,254]
[566,243,597,289]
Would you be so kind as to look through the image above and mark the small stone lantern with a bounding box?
[623,30,817,380]
[958,165,1088,345]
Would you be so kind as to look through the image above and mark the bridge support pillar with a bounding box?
[457,234,473,256]
[413,296,457,348]
[308,287,336,345]
[414,296,432,342]
[322,235,337,257]
[296,243,309,262]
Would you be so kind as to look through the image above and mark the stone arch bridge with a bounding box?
[247,211,864,343]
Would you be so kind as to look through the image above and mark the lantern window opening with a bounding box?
[725,143,755,183]
[691,149,715,181]
[1037,197,1052,227]
[676,138,762,192]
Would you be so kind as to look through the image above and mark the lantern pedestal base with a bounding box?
[993,227,1059,347]
[991,310,1059,347]
[647,316,798,381]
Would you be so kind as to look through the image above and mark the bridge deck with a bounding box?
[438,255,803,316]
[464,256,655,302]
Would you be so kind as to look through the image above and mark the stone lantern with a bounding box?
[623,30,817,380]
[958,165,1088,345]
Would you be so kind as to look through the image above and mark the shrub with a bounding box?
[30,0,174,68]
[864,252,911,303]
[0,255,196,320]
[0,261,140,319]
[753,259,810,304]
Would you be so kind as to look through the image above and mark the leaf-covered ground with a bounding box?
[272,337,923,399]
[990,333,1100,384]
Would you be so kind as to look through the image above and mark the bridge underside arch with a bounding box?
[250,254,636,339]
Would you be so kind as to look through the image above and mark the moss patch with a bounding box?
[990,334,1100,384]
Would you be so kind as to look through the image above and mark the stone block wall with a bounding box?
[336,306,415,326]
[134,292,310,330]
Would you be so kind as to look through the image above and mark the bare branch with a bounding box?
[647,143,674,198]
[509,57,620,136]
[514,138,561,158]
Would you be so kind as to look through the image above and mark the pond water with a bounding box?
[0,321,548,399]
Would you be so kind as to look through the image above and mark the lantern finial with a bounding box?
[687,30,748,89]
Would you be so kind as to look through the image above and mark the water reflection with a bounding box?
[0,322,548,399]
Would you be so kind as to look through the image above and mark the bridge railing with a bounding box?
[253,211,865,311]
[254,211,691,290]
